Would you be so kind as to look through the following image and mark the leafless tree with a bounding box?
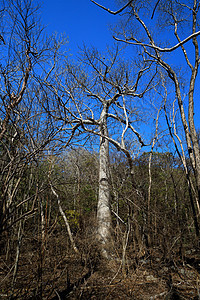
[0,0,67,237]
[91,0,200,238]
[44,45,157,256]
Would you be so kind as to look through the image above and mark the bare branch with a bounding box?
[114,30,200,53]
[151,0,161,19]
[0,34,5,44]
[90,0,133,15]
[107,113,147,147]
[174,19,193,70]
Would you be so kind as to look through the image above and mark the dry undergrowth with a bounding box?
[0,227,200,300]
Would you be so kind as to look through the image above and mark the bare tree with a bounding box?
[44,45,157,256]
[91,0,200,237]
[0,0,67,236]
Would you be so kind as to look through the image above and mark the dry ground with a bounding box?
[0,229,200,299]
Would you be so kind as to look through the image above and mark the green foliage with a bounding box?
[59,210,80,232]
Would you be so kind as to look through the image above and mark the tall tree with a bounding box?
[45,46,156,256]
[91,0,200,238]
[0,0,67,235]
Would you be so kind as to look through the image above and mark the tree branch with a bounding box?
[114,30,200,53]
[90,0,133,15]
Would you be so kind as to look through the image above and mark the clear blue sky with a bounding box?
[40,0,200,133]
[41,1,118,54]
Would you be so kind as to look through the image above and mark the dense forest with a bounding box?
[1,0,200,299]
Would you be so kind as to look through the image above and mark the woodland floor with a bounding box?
[0,229,200,300]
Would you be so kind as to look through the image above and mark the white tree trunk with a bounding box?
[96,106,111,256]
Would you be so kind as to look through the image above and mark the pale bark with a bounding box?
[110,0,200,234]
[164,103,200,237]
[188,0,200,205]
[96,106,112,256]
[50,181,79,254]
[48,157,79,254]
[40,200,45,243]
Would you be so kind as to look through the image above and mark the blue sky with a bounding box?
[40,0,200,137]
[41,1,118,54]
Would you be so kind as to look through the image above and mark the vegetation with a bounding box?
[0,0,200,299]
